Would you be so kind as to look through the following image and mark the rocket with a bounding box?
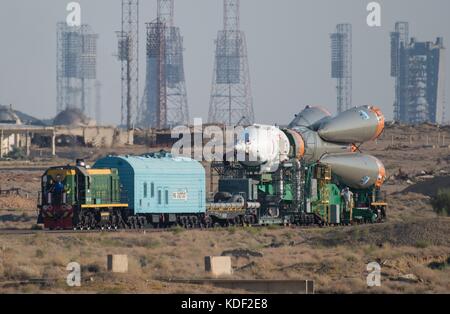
[235,105,386,189]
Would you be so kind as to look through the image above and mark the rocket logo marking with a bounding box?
[359,110,370,120]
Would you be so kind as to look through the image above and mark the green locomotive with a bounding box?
[38,160,128,230]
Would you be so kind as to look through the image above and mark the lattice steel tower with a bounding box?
[56,22,98,116]
[331,24,352,113]
[390,22,445,124]
[141,0,190,129]
[116,0,139,129]
[208,0,254,126]
[390,22,409,121]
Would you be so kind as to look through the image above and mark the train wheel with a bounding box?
[192,216,198,228]
[202,216,211,229]
[138,217,145,229]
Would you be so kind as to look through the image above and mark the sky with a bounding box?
[0,0,449,125]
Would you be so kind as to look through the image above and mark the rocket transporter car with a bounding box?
[37,105,387,230]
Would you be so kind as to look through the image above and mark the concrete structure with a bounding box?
[1,125,132,158]
[0,105,133,158]
[54,126,133,147]
[107,254,128,273]
[331,23,352,114]
[0,124,56,158]
[205,256,232,277]
[391,22,446,124]
[0,105,55,158]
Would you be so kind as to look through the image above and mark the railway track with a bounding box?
[0,223,346,236]
[0,228,169,236]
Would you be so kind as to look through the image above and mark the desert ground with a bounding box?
[0,123,449,294]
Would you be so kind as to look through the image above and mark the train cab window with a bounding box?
[143,183,148,198]
[165,190,169,205]
[151,183,155,198]
[158,190,162,205]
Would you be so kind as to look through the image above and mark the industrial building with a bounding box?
[391,22,446,124]
[0,105,56,158]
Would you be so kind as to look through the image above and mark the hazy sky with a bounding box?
[0,0,449,125]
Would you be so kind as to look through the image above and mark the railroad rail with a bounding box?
[0,222,346,236]
[0,228,169,236]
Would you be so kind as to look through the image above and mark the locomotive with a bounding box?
[38,161,127,230]
[37,105,388,230]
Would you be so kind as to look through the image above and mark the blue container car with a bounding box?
[94,152,206,227]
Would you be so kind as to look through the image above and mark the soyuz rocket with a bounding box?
[235,105,386,190]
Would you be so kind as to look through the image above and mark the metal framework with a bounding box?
[390,22,446,124]
[141,0,189,129]
[390,22,409,121]
[331,23,352,113]
[158,0,174,26]
[117,0,139,129]
[57,23,98,116]
[95,81,102,125]
[208,0,254,126]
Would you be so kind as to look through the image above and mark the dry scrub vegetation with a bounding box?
[0,222,449,293]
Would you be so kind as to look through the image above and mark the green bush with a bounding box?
[431,189,450,216]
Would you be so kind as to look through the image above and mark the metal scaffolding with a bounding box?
[390,22,409,121]
[56,23,98,117]
[390,22,446,124]
[95,81,102,125]
[331,23,352,114]
[141,0,189,129]
[208,0,254,126]
[117,0,139,130]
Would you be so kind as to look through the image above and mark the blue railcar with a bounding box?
[93,152,206,227]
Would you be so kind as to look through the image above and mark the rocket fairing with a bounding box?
[288,105,332,129]
[317,106,385,144]
[320,153,386,189]
[235,124,290,173]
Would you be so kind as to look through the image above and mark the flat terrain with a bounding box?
[0,123,449,294]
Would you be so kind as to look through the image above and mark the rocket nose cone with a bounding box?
[317,124,332,137]
[317,106,385,144]
[289,105,332,129]
[320,153,386,189]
